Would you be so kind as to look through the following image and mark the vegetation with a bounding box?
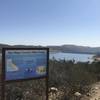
[5,79,46,100]
[0,59,100,100]
[49,59,100,100]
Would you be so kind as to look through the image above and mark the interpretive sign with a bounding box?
[2,48,49,81]
[1,48,49,100]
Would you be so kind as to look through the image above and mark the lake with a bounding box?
[50,52,95,62]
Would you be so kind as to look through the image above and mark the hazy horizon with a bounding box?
[0,42,100,48]
[0,0,100,47]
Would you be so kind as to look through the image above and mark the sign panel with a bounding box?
[4,49,48,81]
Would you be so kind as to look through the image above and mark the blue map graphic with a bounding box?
[5,50,47,81]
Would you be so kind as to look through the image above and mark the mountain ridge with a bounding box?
[0,43,100,54]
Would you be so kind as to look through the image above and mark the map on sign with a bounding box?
[5,50,47,81]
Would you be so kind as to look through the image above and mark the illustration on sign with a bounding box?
[5,50,47,81]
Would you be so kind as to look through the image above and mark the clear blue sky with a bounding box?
[0,0,100,47]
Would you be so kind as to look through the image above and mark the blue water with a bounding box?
[50,52,94,62]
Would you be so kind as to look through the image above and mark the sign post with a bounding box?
[1,48,49,100]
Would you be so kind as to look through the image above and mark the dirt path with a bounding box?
[81,82,100,100]
[89,82,100,100]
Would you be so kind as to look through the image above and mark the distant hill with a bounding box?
[0,43,100,54]
[48,45,100,54]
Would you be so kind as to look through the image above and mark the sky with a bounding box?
[0,0,100,47]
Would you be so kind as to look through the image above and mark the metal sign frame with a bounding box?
[1,47,49,100]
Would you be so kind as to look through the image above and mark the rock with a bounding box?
[74,92,82,97]
[49,87,58,93]
[86,93,91,97]
[94,87,99,90]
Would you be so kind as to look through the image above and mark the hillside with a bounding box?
[48,45,100,54]
[0,44,100,54]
